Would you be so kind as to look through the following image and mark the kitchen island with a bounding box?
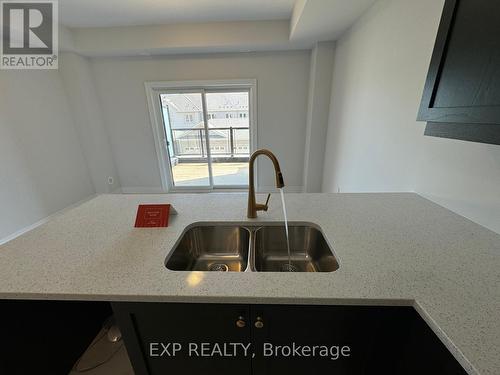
[0,193,499,374]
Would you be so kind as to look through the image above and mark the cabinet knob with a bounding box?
[254,317,264,329]
[236,316,246,328]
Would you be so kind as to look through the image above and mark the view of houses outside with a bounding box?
[160,92,250,187]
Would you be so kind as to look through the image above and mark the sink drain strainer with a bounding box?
[280,263,298,272]
[209,263,229,272]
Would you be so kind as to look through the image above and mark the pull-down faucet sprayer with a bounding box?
[247,149,284,218]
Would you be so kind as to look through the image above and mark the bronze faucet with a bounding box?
[247,149,284,218]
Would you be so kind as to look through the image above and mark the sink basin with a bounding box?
[252,225,339,272]
[165,225,250,272]
[165,223,339,273]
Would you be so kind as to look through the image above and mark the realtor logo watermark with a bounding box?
[1,0,58,69]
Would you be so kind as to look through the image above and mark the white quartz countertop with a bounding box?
[0,193,499,374]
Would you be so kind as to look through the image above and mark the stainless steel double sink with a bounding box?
[165,223,339,273]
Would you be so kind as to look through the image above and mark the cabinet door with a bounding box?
[112,302,251,375]
[250,305,388,375]
[418,0,500,125]
[250,305,467,375]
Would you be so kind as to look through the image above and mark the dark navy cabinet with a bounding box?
[418,0,500,144]
[112,302,467,375]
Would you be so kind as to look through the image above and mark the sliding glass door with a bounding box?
[157,87,252,191]
[205,90,250,187]
[160,92,211,188]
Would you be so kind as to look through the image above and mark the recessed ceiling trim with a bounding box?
[60,0,296,28]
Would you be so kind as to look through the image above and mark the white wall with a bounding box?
[59,52,120,193]
[303,41,335,192]
[322,0,500,234]
[415,133,500,235]
[0,69,95,240]
[322,0,435,193]
[89,51,311,191]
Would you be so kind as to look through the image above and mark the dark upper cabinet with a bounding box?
[418,0,500,145]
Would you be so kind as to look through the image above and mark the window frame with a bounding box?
[145,79,258,192]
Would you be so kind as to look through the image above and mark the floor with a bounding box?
[172,162,249,186]
[69,327,134,375]
[69,345,134,375]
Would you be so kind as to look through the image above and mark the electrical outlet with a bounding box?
[108,177,114,185]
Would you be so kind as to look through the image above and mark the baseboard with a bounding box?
[119,186,304,194]
[0,194,97,246]
[257,185,304,193]
[119,187,166,194]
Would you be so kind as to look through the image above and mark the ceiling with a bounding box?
[60,0,296,28]
[60,0,378,56]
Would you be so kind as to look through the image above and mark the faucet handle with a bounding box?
[264,193,271,208]
[255,194,271,212]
